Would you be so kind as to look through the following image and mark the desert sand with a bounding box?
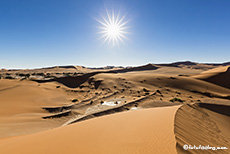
[0,62,229,153]
[0,106,180,154]
[175,102,230,154]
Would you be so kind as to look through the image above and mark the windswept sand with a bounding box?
[0,63,230,154]
[174,102,230,154]
[0,105,180,154]
[0,80,72,137]
[192,66,230,89]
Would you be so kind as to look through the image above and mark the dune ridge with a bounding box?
[0,106,180,154]
[193,66,230,89]
[174,102,230,154]
[0,62,230,154]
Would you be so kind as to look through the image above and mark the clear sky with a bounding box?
[0,0,230,69]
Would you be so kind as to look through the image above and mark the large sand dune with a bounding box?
[193,66,230,89]
[175,102,230,154]
[0,63,229,153]
[0,106,180,154]
[0,80,72,137]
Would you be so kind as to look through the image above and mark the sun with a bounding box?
[96,9,129,46]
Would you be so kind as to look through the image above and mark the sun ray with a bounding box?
[96,9,130,46]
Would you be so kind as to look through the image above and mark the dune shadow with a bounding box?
[198,103,230,116]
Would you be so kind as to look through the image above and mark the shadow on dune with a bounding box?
[33,72,105,88]
[115,64,158,73]
[194,66,230,90]
[174,103,230,154]
[198,103,230,116]
[32,64,159,88]
[201,71,230,89]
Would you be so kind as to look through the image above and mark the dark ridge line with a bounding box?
[198,103,230,116]
[191,90,230,100]
[31,65,159,88]
[68,92,172,125]
[0,85,20,92]
[42,110,72,119]
[42,104,74,113]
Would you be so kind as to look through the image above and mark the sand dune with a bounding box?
[193,66,230,89]
[0,80,72,137]
[174,102,230,154]
[0,63,230,153]
[0,106,180,154]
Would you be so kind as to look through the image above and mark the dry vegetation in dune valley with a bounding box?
[0,61,229,154]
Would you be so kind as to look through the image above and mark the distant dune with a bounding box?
[0,62,229,154]
[193,66,230,89]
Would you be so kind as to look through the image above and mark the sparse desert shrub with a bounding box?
[18,73,26,77]
[143,88,149,92]
[63,72,72,76]
[25,74,30,78]
[178,74,189,77]
[44,73,52,78]
[170,77,176,79]
[18,73,30,78]
[170,97,183,103]
[36,73,45,76]
[5,76,14,79]
[72,99,78,103]
[79,85,85,89]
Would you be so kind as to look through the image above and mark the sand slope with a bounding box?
[174,102,230,154]
[1,68,230,138]
[193,66,230,89]
[0,105,180,154]
[0,63,230,154]
[0,80,72,137]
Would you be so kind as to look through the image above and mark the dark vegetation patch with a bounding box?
[170,97,183,103]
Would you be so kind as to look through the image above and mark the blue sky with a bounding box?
[0,0,230,69]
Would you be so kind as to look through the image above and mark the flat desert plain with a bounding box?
[0,62,229,154]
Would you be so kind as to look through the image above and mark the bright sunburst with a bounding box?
[96,9,129,46]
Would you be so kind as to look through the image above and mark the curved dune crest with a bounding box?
[198,66,230,74]
[192,66,230,89]
[174,103,230,154]
[1,63,230,154]
[0,106,180,154]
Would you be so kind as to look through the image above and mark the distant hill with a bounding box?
[1,61,230,72]
[193,66,230,89]
[156,61,230,67]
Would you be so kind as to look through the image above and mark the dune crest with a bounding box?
[193,66,230,89]
[1,62,230,154]
[174,103,230,154]
[0,106,180,154]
